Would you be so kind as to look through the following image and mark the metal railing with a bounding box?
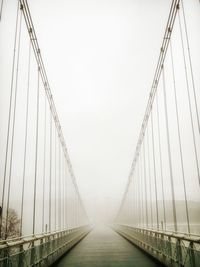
[0,225,91,267]
[113,224,200,267]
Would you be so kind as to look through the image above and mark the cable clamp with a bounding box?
[168,27,172,33]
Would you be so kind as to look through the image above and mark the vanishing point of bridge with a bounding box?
[0,0,200,266]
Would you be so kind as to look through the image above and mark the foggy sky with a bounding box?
[27,0,172,221]
[0,0,200,223]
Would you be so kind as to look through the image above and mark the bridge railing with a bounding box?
[0,225,91,267]
[113,224,200,267]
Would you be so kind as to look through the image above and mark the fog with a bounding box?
[0,0,200,231]
[26,0,171,223]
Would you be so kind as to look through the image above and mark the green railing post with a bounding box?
[39,238,43,265]
[18,244,24,267]
[30,241,35,266]
[2,248,8,267]
[189,242,196,267]
[176,238,183,266]
[167,235,173,265]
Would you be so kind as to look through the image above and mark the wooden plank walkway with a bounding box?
[55,226,161,267]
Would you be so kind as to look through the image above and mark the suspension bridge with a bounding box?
[0,0,200,266]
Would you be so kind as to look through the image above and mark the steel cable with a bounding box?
[150,113,159,229]
[20,39,31,236]
[32,67,40,235]
[169,40,190,234]
[0,1,20,238]
[180,0,200,134]
[147,126,153,228]
[49,112,52,232]
[42,96,46,233]
[156,94,166,230]
[5,8,23,239]
[143,141,148,228]
[162,66,177,232]
[178,9,200,187]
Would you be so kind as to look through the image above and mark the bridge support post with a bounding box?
[176,238,183,267]
[2,248,8,267]
[47,236,51,265]
[30,241,35,266]
[189,242,196,267]
[18,244,24,267]
[39,238,43,266]
[167,235,173,265]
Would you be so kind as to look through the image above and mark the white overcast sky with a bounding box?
[0,0,199,222]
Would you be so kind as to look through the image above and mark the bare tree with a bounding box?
[0,208,20,239]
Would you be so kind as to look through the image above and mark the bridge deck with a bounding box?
[55,226,161,267]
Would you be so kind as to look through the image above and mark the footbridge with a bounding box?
[0,0,199,266]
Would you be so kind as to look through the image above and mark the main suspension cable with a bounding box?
[117,0,180,223]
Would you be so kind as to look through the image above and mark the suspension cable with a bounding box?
[140,153,144,227]
[32,66,40,235]
[138,160,142,227]
[54,126,57,230]
[20,39,31,236]
[0,1,20,238]
[178,9,200,187]
[156,94,166,230]
[65,161,69,229]
[147,126,153,228]
[162,65,177,232]
[143,140,148,228]
[133,175,136,226]
[169,40,190,234]
[49,112,52,232]
[19,0,87,220]
[117,0,180,221]
[61,151,63,229]
[180,0,200,134]
[62,153,65,228]
[42,96,46,233]
[58,141,61,229]
[5,7,23,239]
[150,112,159,229]
[63,160,66,228]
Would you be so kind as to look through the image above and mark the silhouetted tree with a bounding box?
[1,208,20,239]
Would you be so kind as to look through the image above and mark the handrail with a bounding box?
[0,225,90,248]
[114,224,200,243]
